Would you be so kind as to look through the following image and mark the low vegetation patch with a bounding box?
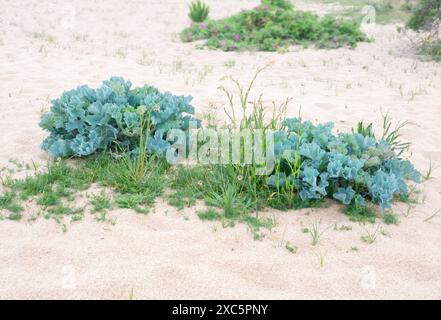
[0,192,24,220]
[0,73,422,237]
[180,0,366,51]
[406,0,441,61]
[415,35,441,61]
[343,202,377,223]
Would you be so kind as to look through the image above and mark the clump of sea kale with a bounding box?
[39,77,200,158]
[181,0,366,51]
[268,118,421,210]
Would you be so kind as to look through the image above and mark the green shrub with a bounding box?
[407,0,441,31]
[188,0,209,23]
[180,0,366,51]
[406,0,441,61]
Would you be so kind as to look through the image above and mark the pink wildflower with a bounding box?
[233,34,240,42]
[263,5,269,11]
[200,22,208,29]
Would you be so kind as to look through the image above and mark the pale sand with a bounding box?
[0,0,441,299]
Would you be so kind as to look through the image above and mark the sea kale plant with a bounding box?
[180,0,366,51]
[39,77,200,158]
[268,117,421,210]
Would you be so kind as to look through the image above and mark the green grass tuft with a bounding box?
[188,0,209,23]
[242,214,275,240]
[343,202,377,223]
[115,193,151,214]
[7,212,22,221]
[166,165,206,210]
[197,208,221,221]
[383,213,398,225]
[90,192,112,214]
[0,192,24,214]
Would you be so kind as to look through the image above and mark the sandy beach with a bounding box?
[0,0,440,299]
